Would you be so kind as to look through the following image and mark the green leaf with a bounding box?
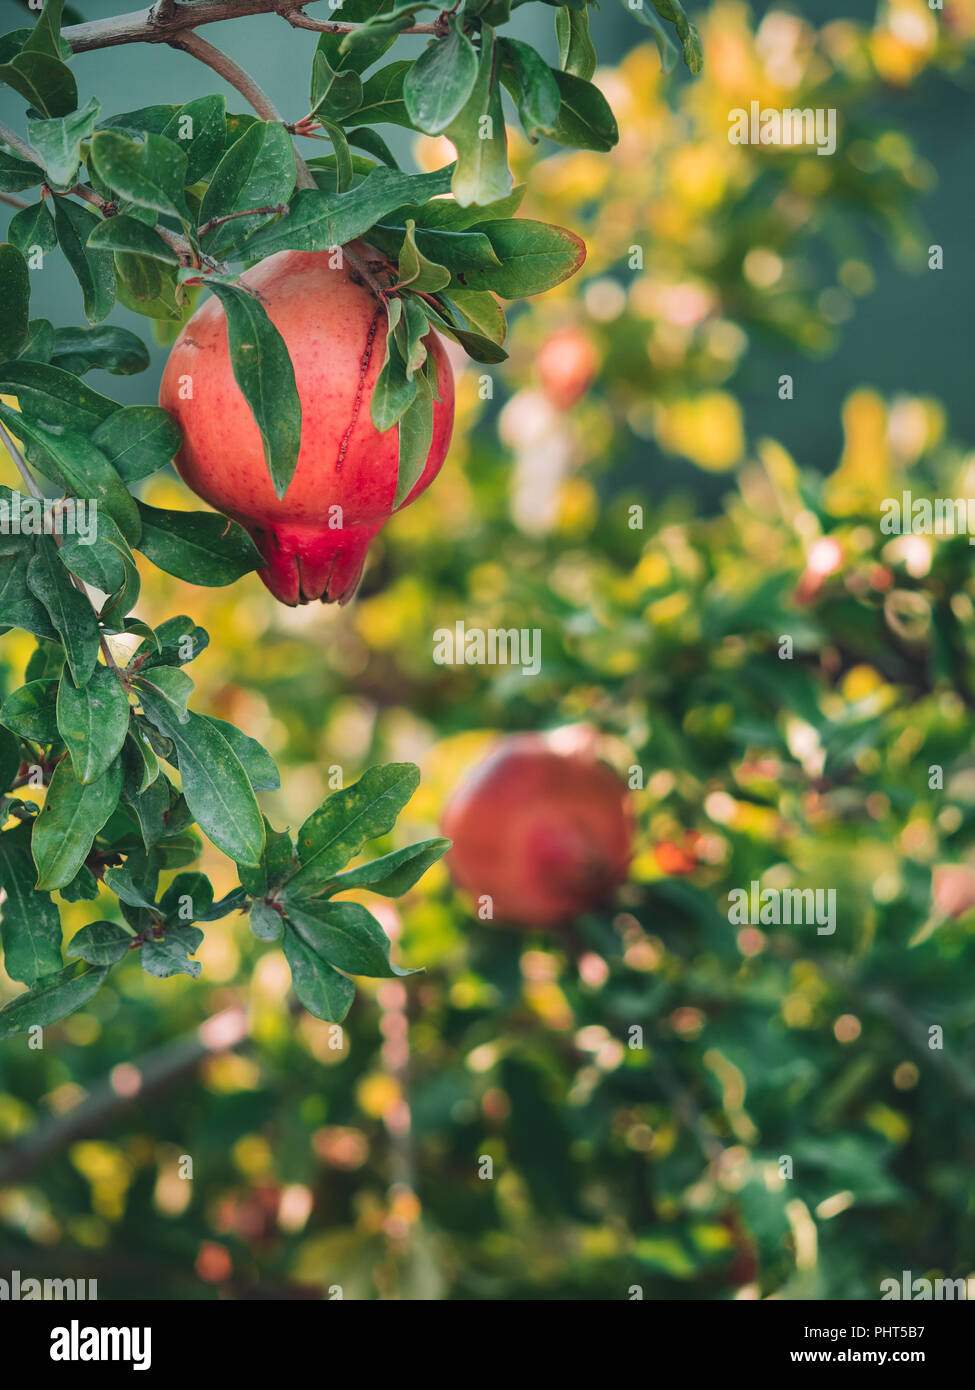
[103,863,156,910]
[88,130,193,228]
[17,316,55,362]
[92,406,181,483]
[423,294,507,363]
[404,20,479,135]
[137,614,208,670]
[0,360,117,432]
[0,51,77,119]
[52,195,116,323]
[444,29,512,207]
[0,148,45,193]
[25,537,100,688]
[0,549,58,641]
[199,121,295,256]
[394,358,433,506]
[86,213,180,264]
[124,772,169,849]
[0,962,109,1041]
[238,164,454,260]
[289,762,420,891]
[159,871,214,922]
[556,5,597,80]
[282,924,355,1022]
[310,48,364,122]
[345,126,398,168]
[286,898,417,977]
[249,899,283,942]
[160,94,226,184]
[0,242,30,358]
[239,818,294,897]
[311,2,399,78]
[317,116,354,194]
[49,324,150,376]
[60,516,139,617]
[499,38,561,142]
[205,282,302,501]
[398,220,450,293]
[441,287,507,344]
[205,716,280,792]
[113,252,183,321]
[123,725,159,795]
[98,104,180,138]
[628,0,702,73]
[136,685,265,869]
[32,753,123,890]
[27,96,100,187]
[371,305,416,432]
[57,665,131,785]
[135,500,264,585]
[548,69,619,152]
[141,924,204,979]
[133,664,193,724]
[0,405,141,545]
[453,217,586,297]
[413,183,525,230]
[0,723,20,792]
[356,60,412,128]
[23,0,69,61]
[0,677,59,743]
[68,920,133,966]
[328,836,451,897]
[0,826,62,984]
[8,201,57,259]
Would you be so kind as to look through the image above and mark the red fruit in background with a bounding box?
[536,326,598,410]
[654,831,702,876]
[160,247,454,606]
[441,731,635,928]
[932,863,975,919]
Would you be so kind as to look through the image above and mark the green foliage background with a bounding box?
[1,0,974,1300]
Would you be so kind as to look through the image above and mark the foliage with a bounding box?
[1,0,973,1304]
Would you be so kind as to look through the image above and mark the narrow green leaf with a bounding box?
[0,677,59,743]
[50,324,150,377]
[286,898,417,977]
[89,129,193,227]
[0,826,62,984]
[206,282,302,501]
[499,38,561,142]
[32,753,123,890]
[68,920,133,965]
[290,762,420,890]
[0,360,117,433]
[199,121,295,255]
[205,716,280,792]
[445,30,512,207]
[27,96,100,187]
[404,20,479,135]
[136,685,265,868]
[57,665,130,785]
[394,363,433,506]
[52,195,116,323]
[0,242,30,358]
[26,537,100,688]
[329,836,451,897]
[135,500,264,585]
[556,6,597,80]
[0,962,109,1041]
[451,218,586,297]
[282,923,355,1022]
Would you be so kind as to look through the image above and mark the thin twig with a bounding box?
[0,421,44,500]
[63,0,445,52]
[196,202,289,239]
[0,120,45,169]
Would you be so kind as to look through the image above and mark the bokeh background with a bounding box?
[2,0,975,1299]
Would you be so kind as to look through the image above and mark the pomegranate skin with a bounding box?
[441,733,635,929]
[159,248,454,605]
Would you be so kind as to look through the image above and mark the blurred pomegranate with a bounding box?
[932,863,975,919]
[441,730,634,928]
[536,326,598,410]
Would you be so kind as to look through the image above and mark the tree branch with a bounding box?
[0,119,45,169]
[196,203,289,239]
[167,30,317,190]
[63,1,444,53]
[0,191,29,211]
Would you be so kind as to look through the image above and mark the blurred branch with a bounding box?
[0,1006,249,1186]
[63,1,444,52]
[0,191,29,210]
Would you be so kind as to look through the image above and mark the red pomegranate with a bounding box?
[160,247,454,605]
[441,731,635,928]
[536,326,598,410]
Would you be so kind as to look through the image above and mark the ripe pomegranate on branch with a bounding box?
[0,0,701,1037]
